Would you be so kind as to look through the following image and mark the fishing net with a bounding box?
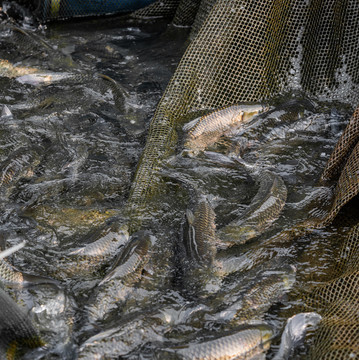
[125,0,359,229]
[306,223,359,359]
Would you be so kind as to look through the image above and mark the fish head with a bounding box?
[240,104,269,123]
[258,324,273,346]
[221,224,258,245]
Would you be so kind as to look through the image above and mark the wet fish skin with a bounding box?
[234,267,296,323]
[184,198,217,265]
[86,231,153,322]
[0,258,60,288]
[219,170,287,246]
[0,260,23,286]
[273,312,322,360]
[167,324,273,360]
[0,147,41,195]
[53,222,129,279]
[100,229,153,285]
[184,103,268,153]
[0,287,44,359]
[0,59,38,78]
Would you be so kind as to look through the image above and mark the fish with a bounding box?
[273,312,322,360]
[0,239,59,288]
[100,229,153,285]
[166,323,273,360]
[212,264,296,324]
[202,152,287,246]
[184,198,217,265]
[0,59,39,78]
[78,311,165,359]
[86,231,153,322]
[183,103,268,154]
[51,222,129,279]
[0,287,44,359]
[98,73,129,113]
[234,266,296,323]
[0,147,41,196]
[219,169,287,246]
[16,72,82,86]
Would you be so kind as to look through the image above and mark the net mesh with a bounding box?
[306,223,359,359]
[126,0,359,229]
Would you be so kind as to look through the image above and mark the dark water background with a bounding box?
[0,3,356,359]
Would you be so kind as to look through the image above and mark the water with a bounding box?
[0,6,357,360]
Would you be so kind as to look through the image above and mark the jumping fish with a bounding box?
[183,103,268,154]
[166,324,273,360]
[0,287,44,359]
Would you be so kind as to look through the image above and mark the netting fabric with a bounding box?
[127,0,359,229]
[306,223,359,359]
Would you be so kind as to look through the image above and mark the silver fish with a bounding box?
[184,103,268,154]
[167,324,273,360]
[0,287,44,358]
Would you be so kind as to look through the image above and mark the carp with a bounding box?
[183,103,268,154]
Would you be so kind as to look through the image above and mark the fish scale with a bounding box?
[0,148,40,192]
[184,104,268,153]
[0,287,43,359]
[185,198,217,265]
[171,324,273,360]
[219,169,287,246]
[0,260,23,286]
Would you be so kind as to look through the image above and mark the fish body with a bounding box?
[235,267,296,323]
[0,59,38,78]
[0,287,43,359]
[168,324,272,360]
[273,312,322,360]
[0,260,23,286]
[213,264,296,324]
[0,148,41,195]
[100,230,153,285]
[53,222,129,279]
[219,170,287,246]
[184,104,267,153]
[87,231,153,322]
[16,72,80,86]
[184,198,217,265]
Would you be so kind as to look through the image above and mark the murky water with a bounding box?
[0,4,357,359]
